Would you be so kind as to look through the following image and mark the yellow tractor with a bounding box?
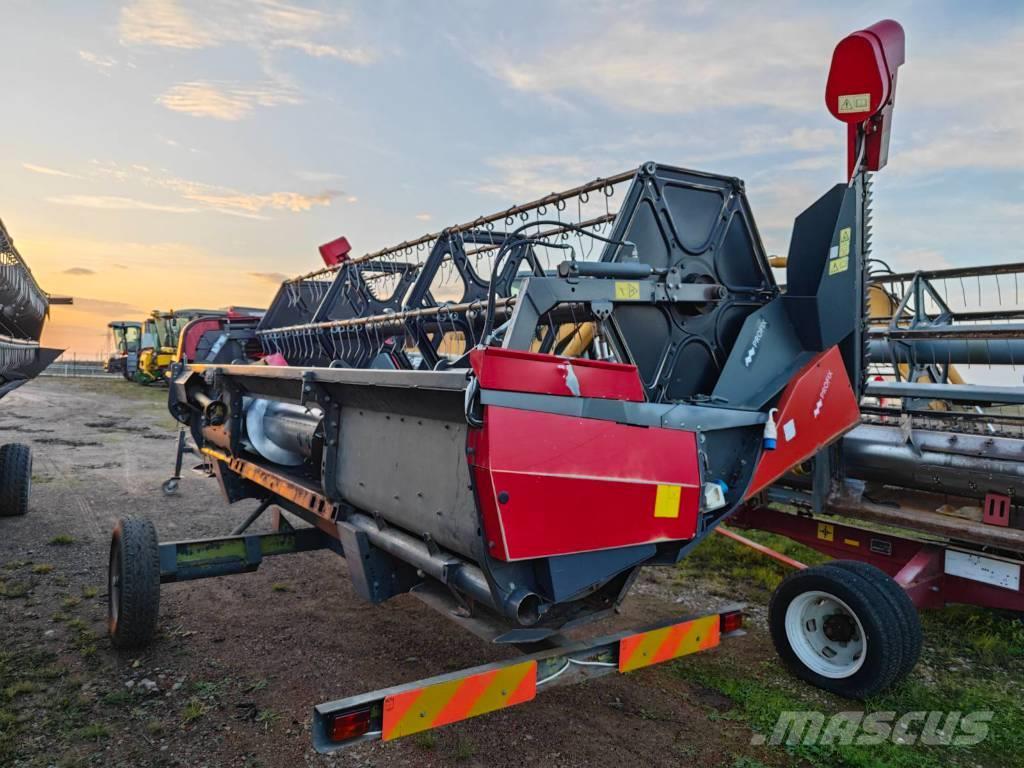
[135,309,219,384]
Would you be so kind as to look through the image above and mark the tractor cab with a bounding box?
[106,321,142,380]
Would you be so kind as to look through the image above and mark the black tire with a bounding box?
[108,517,160,649]
[769,564,904,699]
[0,443,32,517]
[829,560,922,684]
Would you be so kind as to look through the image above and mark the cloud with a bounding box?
[81,161,341,219]
[156,80,301,120]
[295,170,343,183]
[249,271,288,284]
[889,28,1024,174]
[271,38,376,65]
[475,155,599,200]
[119,0,374,63]
[63,267,96,276]
[345,195,358,204]
[46,195,198,213]
[122,1,380,121]
[23,162,79,178]
[414,213,432,222]
[160,176,339,215]
[478,13,832,114]
[78,50,119,72]
[119,0,213,49]
[71,297,146,315]
[737,127,840,156]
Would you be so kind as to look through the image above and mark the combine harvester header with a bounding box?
[107,21,920,750]
[0,218,66,518]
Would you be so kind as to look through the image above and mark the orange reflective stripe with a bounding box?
[382,660,537,741]
[650,621,691,665]
[433,669,499,728]
[618,614,720,673]
[381,687,423,736]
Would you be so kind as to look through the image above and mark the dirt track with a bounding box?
[0,377,803,767]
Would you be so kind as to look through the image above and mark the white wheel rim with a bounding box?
[784,590,866,679]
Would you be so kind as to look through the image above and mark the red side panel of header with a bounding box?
[745,346,860,499]
[469,407,700,561]
[469,347,645,402]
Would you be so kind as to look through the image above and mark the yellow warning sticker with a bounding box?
[843,538,861,548]
[817,523,834,542]
[838,227,851,258]
[653,484,681,519]
[838,93,871,114]
[829,257,849,276]
[615,281,641,301]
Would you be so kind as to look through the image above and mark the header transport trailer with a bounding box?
[0,218,64,517]
[728,258,1024,620]
[107,21,915,750]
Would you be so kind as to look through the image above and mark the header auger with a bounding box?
[108,21,921,749]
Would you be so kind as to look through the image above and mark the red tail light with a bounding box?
[720,609,744,634]
[329,707,371,742]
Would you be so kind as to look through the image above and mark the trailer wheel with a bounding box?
[828,560,922,683]
[769,564,903,699]
[0,443,32,517]
[108,517,160,649]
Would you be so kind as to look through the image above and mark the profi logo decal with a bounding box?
[813,370,833,418]
[744,319,769,368]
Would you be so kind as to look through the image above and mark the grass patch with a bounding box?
[81,586,98,599]
[928,606,1024,665]
[452,736,477,761]
[243,678,268,693]
[414,732,437,750]
[181,698,207,724]
[61,596,81,610]
[270,582,291,593]
[59,377,170,405]
[2,560,28,571]
[48,535,74,546]
[4,680,39,700]
[674,616,1024,768]
[255,709,279,731]
[146,719,164,736]
[31,564,54,575]
[192,680,226,699]
[31,665,64,682]
[0,647,93,763]
[676,528,827,596]
[102,690,132,707]
[65,618,99,659]
[71,723,109,742]
[0,582,28,599]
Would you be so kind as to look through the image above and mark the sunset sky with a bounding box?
[4,0,1022,357]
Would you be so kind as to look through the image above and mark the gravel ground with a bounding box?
[0,377,801,768]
